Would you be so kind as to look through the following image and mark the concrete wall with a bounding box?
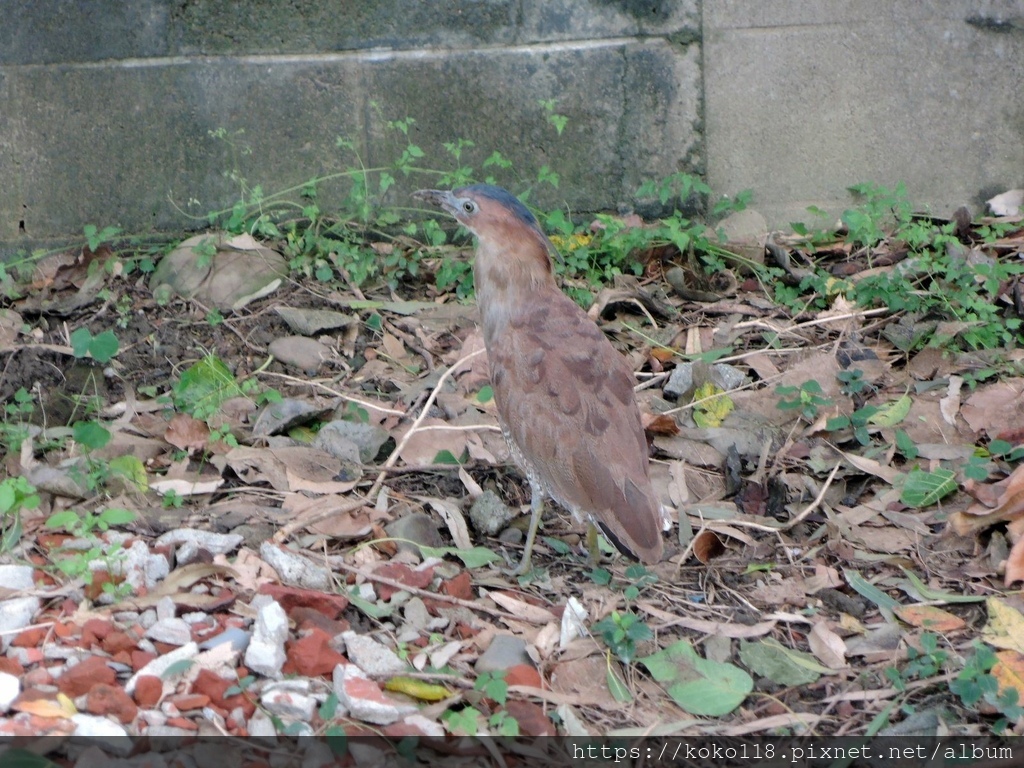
[1,0,1021,254]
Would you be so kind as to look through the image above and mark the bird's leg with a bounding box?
[512,481,545,575]
[585,523,601,567]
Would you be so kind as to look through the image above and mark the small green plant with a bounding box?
[83,223,122,252]
[592,610,653,665]
[884,632,947,692]
[951,643,1024,731]
[837,368,868,396]
[1,387,36,454]
[69,327,120,364]
[45,507,136,595]
[0,477,40,552]
[775,380,832,422]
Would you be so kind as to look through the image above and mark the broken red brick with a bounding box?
[168,693,210,711]
[86,683,138,724]
[11,627,47,647]
[371,563,433,601]
[133,675,163,708]
[283,628,347,678]
[258,583,349,619]
[440,571,473,601]
[56,656,115,697]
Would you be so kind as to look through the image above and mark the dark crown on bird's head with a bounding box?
[454,184,540,230]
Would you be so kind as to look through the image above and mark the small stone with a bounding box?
[498,527,523,546]
[133,675,163,708]
[313,420,389,464]
[248,709,279,737]
[191,669,256,718]
[385,714,445,738]
[0,565,35,591]
[125,642,199,694]
[119,540,171,591]
[146,618,192,646]
[156,529,244,556]
[71,713,129,738]
[251,398,327,437]
[475,635,532,674]
[167,693,210,711]
[469,490,515,537]
[341,632,408,679]
[244,600,288,677]
[333,664,415,725]
[86,683,138,724]
[261,686,317,721]
[275,306,356,336]
[57,657,116,697]
[0,672,19,712]
[268,336,331,373]
[259,542,332,591]
[199,626,251,653]
[385,513,443,556]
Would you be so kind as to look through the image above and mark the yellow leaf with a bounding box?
[692,382,734,428]
[384,676,451,702]
[992,650,1024,705]
[15,696,76,719]
[982,597,1024,653]
[56,692,77,715]
[867,394,912,428]
[894,604,966,632]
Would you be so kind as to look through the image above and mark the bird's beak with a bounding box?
[413,189,457,217]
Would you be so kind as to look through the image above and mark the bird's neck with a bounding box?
[473,238,555,342]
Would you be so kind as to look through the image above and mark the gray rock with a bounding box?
[385,513,444,556]
[146,618,193,646]
[0,671,19,712]
[120,539,170,591]
[275,307,356,336]
[261,686,317,721]
[0,596,40,650]
[475,634,532,673]
[342,632,408,679]
[200,626,251,653]
[244,600,288,677]
[268,336,331,374]
[251,398,327,437]
[259,542,332,591]
[157,528,244,555]
[468,490,515,537]
[126,642,199,694]
[663,362,749,401]
[333,664,416,725]
[498,526,523,546]
[71,713,129,738]
[314,420,389,464]
[156,596,176,622]
[0,565,34,591]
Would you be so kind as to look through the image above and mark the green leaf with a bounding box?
[45,510,81,530]
[72,420,111,450]
[607,663,632,703]
[541,536,572,556]
[161,658,195,678]
[898,568,985,603]
[432,449,461,465]
[70,327,92,358]
[0,749,62,768]
[639,640,752,716]
[173,355,243,418]
[418,544,500,569]
[843,568,899,621]
[99,507,136,527]
[867,394,912,427]
[738,639,830,686]
[900,467,957,508]
[346,590,395,620]
[108,456,148,492]
[88,330,120,363]
[476,385,494,403]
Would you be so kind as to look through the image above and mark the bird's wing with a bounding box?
[487,288,663,560]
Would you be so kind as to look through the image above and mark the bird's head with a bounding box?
[413,185,559,273]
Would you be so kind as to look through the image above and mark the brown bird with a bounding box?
[413,185,664,573]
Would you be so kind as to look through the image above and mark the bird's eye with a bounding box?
[462,200,477,214]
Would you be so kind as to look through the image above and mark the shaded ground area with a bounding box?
[1,203,1024,744]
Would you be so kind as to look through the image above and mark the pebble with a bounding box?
[119,539,171,590]
[663,362,749,401]
[0,565,34,591]
[384,514,444,556]
[341,632,408,679]
[157,529,244,558]
[156,596,176,622]
[199,626,251,653]
[71,713,129,739]
[126,642,199,695]
[313,420,389,464]
[0,672,19,712]
[268,336,331,374]
[259,542,332,591]
[475,634,532,674]
[261,687,317,721]
[274,306,356,336]
[251,398,326,438]
[333,664,416,726]
[247,709,279,738]
[146,618,193,647]
[469,490,515,537]
[244,600,288,677]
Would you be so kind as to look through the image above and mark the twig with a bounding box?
[256,370,406,416]
[367,348,486,501]
[331,559,527,622]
